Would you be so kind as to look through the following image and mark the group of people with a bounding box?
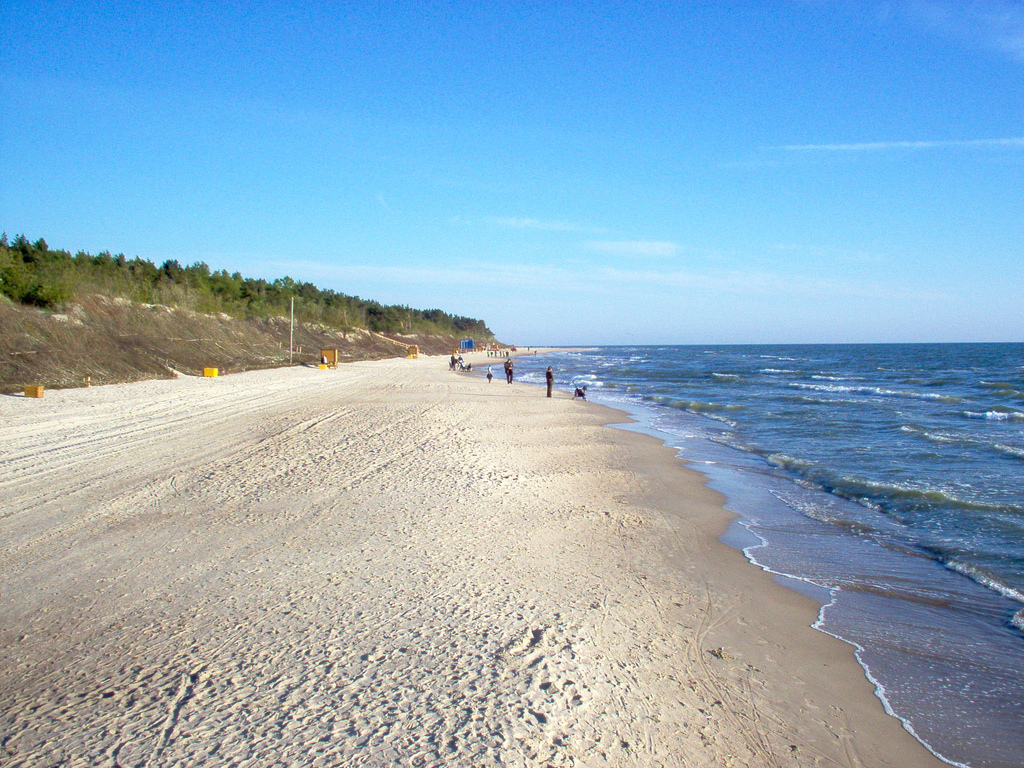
[485,359,515,384]
[449,354,473,372]
[460,354,588,400]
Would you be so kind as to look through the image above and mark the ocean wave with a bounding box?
[711,372,741,383]
[978,382,1024,400]
[766,452,816,471]
[648,395,742,426]
[993,443,1024,460]
[900,425,1024,461]
[757,447,1022,516]
[898,424,966,445]
[828,476,1023,516]
[790,382,962,403]
[760,368,800,374]
[962,408,1024,422]
[782,395,865,406]
[767,489,877,534]
[945,560,1024,616]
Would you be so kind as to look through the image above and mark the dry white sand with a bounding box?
[0,356,946,767]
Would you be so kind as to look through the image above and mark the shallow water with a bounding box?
[514,344,1024,768]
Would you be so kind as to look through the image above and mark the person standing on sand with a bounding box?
[505,359,514,384]
[487,366,493,383]
[546,366,554,397]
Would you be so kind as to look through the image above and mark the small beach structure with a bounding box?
[460,339,475,351]
[407,345,419,359]
[320,349,339,369]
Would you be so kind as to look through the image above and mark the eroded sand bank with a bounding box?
[0,356,945,767]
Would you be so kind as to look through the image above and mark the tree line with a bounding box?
[0,233,493,338]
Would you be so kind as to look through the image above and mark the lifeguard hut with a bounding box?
[407,345,419,359]
[460,339,475,352]
[319,348,339,369]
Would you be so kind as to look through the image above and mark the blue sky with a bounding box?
[2,1,1022,345]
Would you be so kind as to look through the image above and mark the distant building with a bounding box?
[460,339,475,351]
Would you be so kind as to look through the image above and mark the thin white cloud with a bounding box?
[271,258,941,303]
[585,240,681,258]
[779,137,1024,152]
[482,216,608,234]
[905,0,1024,63]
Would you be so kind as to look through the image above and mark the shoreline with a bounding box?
[0,356,945,766]
[512,344,1024,768]
[452,350,952,766]
[588,408,949,767]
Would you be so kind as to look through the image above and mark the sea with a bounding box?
[511,343,1024,768]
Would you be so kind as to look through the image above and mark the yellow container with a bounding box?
[203,368,219,378]
[24,385,44,398]
[318,364,328,370]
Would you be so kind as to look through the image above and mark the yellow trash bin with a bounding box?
[24,385,44,398]
[203,368,219,378]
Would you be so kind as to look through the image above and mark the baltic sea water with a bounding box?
[511,344,1024,768]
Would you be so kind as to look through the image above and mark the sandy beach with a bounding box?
[0,355,946,767]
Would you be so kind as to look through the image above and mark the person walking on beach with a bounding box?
[546,366,554,397]
[487,366,493,383]
[504,359,514,384]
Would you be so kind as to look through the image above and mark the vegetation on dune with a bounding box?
[0,232,493,339]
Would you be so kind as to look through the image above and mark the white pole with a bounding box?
[290,297,294,365]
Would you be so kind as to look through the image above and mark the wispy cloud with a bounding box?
[779,137,1024,152]
[480,216,608,235]
[905,0,1024,63]
[585,240,681,258]
[285,260,941,302]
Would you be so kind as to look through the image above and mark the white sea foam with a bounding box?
[946,560,1024,608]
[766,452,815,471]
[790,382,961,402]
[993,443,1024,459]
[963,410,1024,421]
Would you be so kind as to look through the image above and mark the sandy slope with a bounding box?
[0,357,944,767]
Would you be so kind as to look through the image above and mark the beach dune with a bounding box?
[0,356,945,767]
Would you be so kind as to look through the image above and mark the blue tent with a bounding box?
[460,339,475,351]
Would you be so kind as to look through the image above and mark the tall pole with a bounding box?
[289,297,294,365]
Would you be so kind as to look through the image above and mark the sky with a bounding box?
[2,0,1022,345]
